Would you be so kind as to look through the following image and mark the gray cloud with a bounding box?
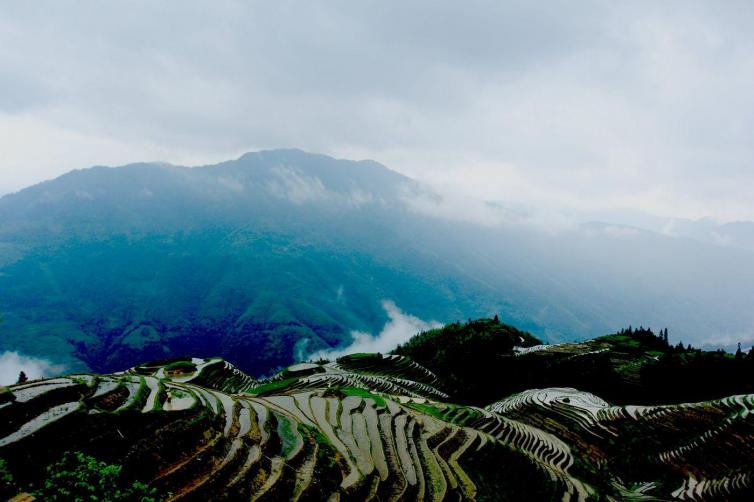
[0,351,66,385]
[2,1,754,221]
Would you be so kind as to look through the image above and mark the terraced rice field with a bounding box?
[1,355,752,500]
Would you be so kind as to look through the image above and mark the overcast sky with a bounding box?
[2,1,754,222]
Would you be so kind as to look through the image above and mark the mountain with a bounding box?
[2,149,754,376]
[654,217,754,253]
[1,323,753,500]
[0,150,502,375]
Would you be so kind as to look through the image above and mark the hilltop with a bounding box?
[395,319,754,405]
[1,322,753,500]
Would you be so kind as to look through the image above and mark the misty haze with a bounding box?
[1,2,753,501]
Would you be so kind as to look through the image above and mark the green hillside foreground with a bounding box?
[1,324,754,500]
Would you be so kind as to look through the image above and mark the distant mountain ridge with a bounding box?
[2,149,754,376]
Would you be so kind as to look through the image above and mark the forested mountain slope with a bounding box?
[2,150,754,375]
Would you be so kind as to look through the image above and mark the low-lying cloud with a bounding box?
[311,300,442,361]
[0,351,65,385]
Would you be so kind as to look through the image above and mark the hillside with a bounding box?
[0,150,505,376]
[1,329,754,501]
[395,319,754,406]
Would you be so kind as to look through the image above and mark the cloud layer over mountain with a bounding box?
[2,1,754,223]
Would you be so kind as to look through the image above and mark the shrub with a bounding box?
[36,451,157,501]
[0,458,16,499]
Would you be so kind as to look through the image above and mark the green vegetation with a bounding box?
[0,458,15,499]
[341,386,386,407]
[597,326,754,403]
[170,388,189,399]
[71,375,94,387]
[152,380,167,412]
[0,386,13,405]
[164,360,196,373]
[1,328,754,501]
[0,151,537,379]
[35,452,157,501]
[115,377,149,414]
[275,414,299,458]
[246,377,298,396]
[4,149,754,390]
[337,352,382,362]
[405,401,445,420]
[394,318,542,404]
[396,320,754,405]
[307,425,340,472]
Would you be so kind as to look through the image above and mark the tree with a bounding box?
[493,314,499,323]
[0,458,15,499]
[736,342,743,359]
[16,372,27,384]
[36,452,156,501]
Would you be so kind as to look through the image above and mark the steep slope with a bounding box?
[1,347,753,500]
[0,150,509,376]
